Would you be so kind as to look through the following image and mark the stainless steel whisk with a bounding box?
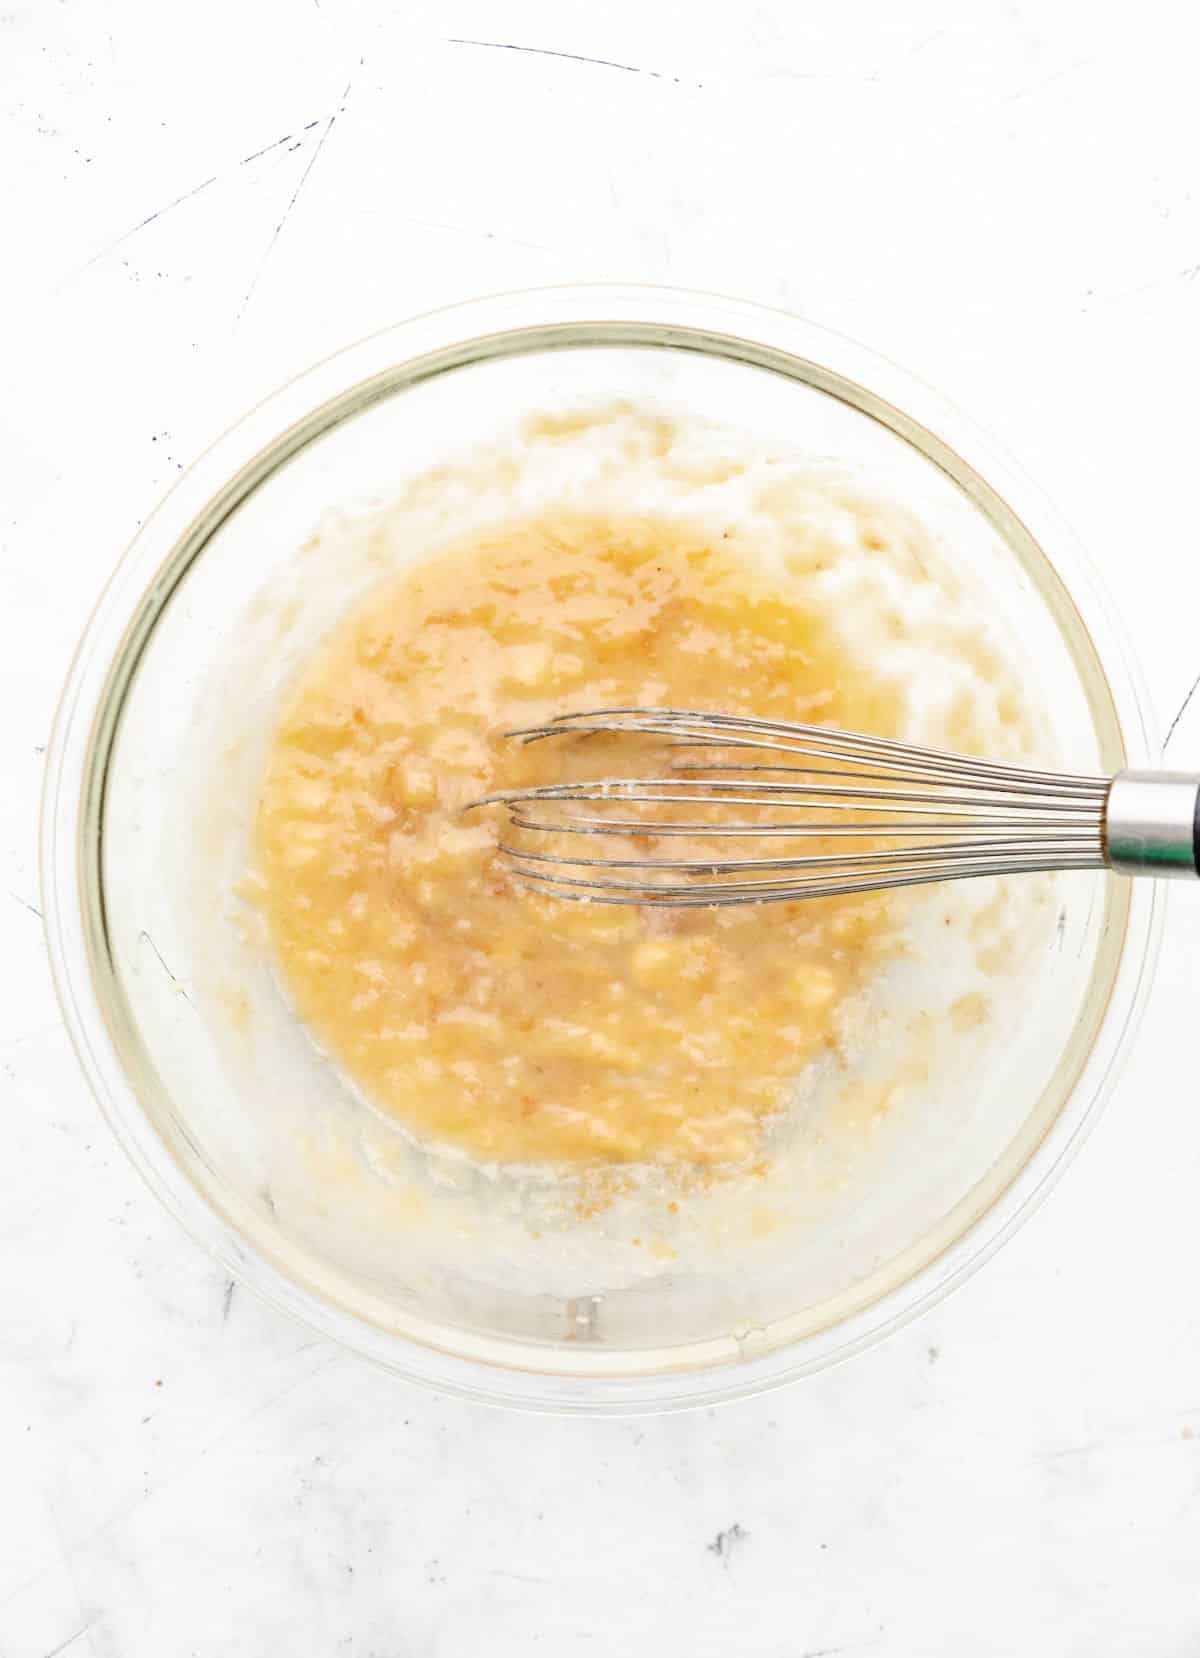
[476,708,1200,906]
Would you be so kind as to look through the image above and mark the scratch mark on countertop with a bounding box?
[1037,1413,1200,1466]
[46,1501,91,1658]
[1164,666,1200,755]
[221,1278,236,1325]
[42,1621,96,1658]
[1085,262,1200,308]
[803,1642,882,1658]
[1000,56,1097,104]
[1037,1439,1104,1462]
[707,1521,749,1566]
[899,27,949,60]
[761,67,879,84]
[240,119,321,166]
[139,930,192,1004]
[82,173,218,269]
[71,119,324,279]
[198,1351,342,1454]
[236,71,356,323]
[400,214,555,254]
[488,1569,552,1585]
[9,890,43,920]
[0,1350,342,1619]
[447,37,698,86]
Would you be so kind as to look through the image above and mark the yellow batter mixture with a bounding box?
[254,511,904,1168]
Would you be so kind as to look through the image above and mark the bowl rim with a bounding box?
[40,283,1163,1413]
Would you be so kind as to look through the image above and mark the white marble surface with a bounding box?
[5,1,1200,1651]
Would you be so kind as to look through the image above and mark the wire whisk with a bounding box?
[474,708,1200,906]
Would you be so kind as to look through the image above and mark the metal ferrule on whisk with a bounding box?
[1105,771,1200,877]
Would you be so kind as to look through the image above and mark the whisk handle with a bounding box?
[1105,771,1200,878]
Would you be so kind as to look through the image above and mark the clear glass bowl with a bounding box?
[41,287,1161,1412]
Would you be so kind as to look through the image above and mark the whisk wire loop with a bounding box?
[471,707,1129,906]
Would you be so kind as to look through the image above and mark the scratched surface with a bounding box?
[4,2,1200,1653]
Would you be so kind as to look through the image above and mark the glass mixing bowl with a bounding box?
[41,287,1161,1412]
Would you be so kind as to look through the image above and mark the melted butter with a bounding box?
[254,512,905,1169]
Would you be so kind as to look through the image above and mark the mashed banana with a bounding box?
[254,511,905,1168]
